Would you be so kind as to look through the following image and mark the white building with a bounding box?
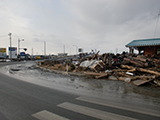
[8,47,17,59]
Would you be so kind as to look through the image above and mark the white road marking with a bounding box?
[32,110,70,120]
[76,96,160,117]
[58,102,138,120]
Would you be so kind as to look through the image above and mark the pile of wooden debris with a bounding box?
[38,52,160,87]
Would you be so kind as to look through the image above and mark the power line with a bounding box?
[0,0,28,20]
[0,35,8,38]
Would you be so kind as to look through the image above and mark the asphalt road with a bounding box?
[0,62,160,120]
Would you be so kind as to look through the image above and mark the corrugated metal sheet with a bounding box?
[126,38,160,47]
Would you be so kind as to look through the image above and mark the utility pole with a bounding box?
[73,45,78,55]
[116,48,118,54]
[63,45,65,54]
[18,38,24,55]
[8,33,12,60]
[32,48,33,56]
[44,41,46,56]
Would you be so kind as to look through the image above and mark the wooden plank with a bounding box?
[132,57,147,62]
[137,68,160,76]
[137,55,146,59]
[132,79,153,86]
[121,65,135,70]
[98,61,106,68]
[84,72,106,76]
[103,54,107,63]
[127,69,136,72]
[92,51,100,59]
[95,74,109,79]
[92,64,102,72]
[132,76,155,80]
[123,58,144,67]
[118,77,128,81]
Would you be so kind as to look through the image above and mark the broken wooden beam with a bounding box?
[92,64,102,72]
[83,72,106,76]
[121,64,135,70]
[132,57,147,62]
[127,69,136,72]
[137,68,160,76]
[132,79,153,86]
[92,51,100,59]
[95,74,109,79]
[131,75,155,80]
[103,54,107,63]
[153,80,160,86]
[123,58,144,67]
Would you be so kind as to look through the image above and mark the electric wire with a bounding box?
[0,35,8,38]
[0,0,28,20]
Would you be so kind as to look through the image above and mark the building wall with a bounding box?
[144,46,160,55]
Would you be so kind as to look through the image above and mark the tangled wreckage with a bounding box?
[37,51,160,87]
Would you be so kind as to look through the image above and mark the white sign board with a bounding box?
[0,48,6,58]
[8,47,17,59]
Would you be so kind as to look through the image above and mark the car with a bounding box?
[6,59,11,62]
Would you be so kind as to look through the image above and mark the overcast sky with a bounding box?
[0,0,160,55]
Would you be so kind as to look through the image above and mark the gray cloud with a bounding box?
[33,38,42,42]
[0,0,160,54]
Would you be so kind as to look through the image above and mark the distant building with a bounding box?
[126,38,160,55]
[0,48,6,59]
[78,48,83,53]
[58,53,68,57]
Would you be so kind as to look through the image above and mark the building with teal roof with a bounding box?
[126,38,160,55]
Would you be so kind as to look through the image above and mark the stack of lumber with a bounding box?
[80,53,160,87]
[39,52,160,87]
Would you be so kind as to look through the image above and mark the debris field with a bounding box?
[38,51,160,87]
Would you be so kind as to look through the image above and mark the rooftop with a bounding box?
[125,38,160,47]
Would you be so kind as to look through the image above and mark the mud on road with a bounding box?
[0,61,160,106]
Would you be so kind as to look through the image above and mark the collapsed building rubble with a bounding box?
[38,51,160,87]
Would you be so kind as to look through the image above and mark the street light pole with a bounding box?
[8,33,12,60]
[73,45,78,55]
[18,39,24,55]
[18,39,20,55]
[44,41,46,56]
[70,47,73,55]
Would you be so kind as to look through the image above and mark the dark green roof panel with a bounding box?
[126,38,160,47]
